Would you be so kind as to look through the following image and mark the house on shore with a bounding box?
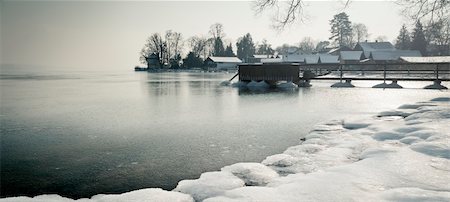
[204,56,242,70]
[354,41,396,59]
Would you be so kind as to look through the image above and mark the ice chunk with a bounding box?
[277,82,297,89]
[173,171,244,201]
[221,163,279,186]
[262,154,297,167]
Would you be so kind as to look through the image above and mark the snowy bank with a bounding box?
[2,97,450,202]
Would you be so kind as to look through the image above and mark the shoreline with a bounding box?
[2,97,449,202]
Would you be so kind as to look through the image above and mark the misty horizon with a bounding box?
[1,1,407,70]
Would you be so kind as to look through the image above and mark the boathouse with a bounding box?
[205,56,242,70]
[238,63,300,82]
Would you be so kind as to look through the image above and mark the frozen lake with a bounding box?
[1,66,448,198]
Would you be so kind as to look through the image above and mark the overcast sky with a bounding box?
[1,0,407,70]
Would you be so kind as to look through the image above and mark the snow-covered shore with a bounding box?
[2,97,449,202]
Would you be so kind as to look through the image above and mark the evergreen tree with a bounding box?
[411,21,427,55]
[183,52,203,68]
[224,43,235,57]
[213,37,225,56]
[395,24,411,50]
[329,12,353,47]
[236,33,256,62]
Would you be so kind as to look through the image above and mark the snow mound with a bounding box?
[377,110,412,118]
[410,142,450,159]
[398,103,436,109]
[342,121,371,130]
[173,171,244,201]
[221,163,279,186]
[262,154,297,167]
[89,188,193,202]
[0,195,76,202]
[1,189,194,202]
[379,187,450,202]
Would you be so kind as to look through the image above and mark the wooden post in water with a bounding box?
[436,64,439,80]
[383,64,387,83]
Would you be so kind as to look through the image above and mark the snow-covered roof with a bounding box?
[207,57,242,63]
[261,58,283,63]
[283,54,317,63]
[400,56,450,63]
[369,50,421,61]
[304,55,320,64]
[318,55,339,64]
[354,42,396,52]
[339,51,363,61]
[252,55,272,59]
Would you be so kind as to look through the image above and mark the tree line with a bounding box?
[140,23,276,69]
[140,9,449,69]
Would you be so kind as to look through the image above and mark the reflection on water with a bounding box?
[1,69,448,199]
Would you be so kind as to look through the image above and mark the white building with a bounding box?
[205,56,242,70]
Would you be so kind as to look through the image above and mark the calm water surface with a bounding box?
[1,67,448,198]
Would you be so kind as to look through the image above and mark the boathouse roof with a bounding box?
[369,50,421,61]
[207,56,242,63]
[400,56,450,64]
[318,55,339,64]
[339,51,363,61]
[354,41,396,52]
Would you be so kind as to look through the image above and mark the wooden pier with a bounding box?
[236,59,450,89]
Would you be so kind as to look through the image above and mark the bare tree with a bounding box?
[140,33,165,66]
[254,0,350,29]
[352,23,369,43]
[425,19,450,55]
[166,31,183,59]
[298,37,315,53]
[209,23,225,39]
[254,0,306,29]
[189,36,207,58]
[397,0,450,24]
